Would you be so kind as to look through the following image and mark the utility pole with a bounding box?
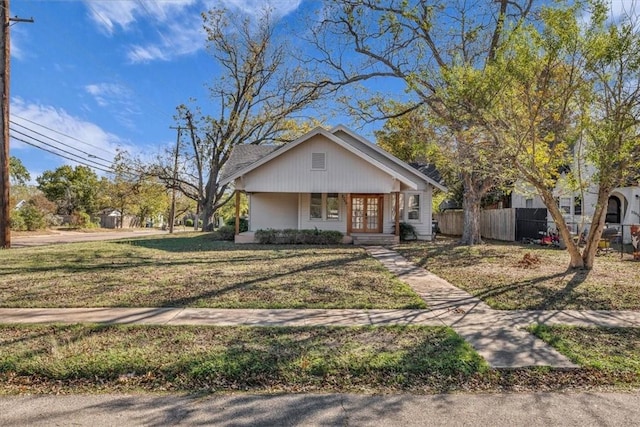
[1,1,34,249]
[168,126,181,234]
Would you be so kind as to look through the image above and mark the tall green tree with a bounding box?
[579,1,640,267]
[312,0,536,244]
[374,103,432,163]
[36,165,100,216]
[9,156,30,186]
[484,1,640,269]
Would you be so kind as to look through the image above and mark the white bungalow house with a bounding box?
[220,125,446,244]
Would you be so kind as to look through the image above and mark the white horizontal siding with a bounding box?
[249,193,298,231]
[242,135,397,193]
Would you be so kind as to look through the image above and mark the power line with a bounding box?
[10,135,115,175]
[10,127,116,171]
[10,120,115,164]
[12,114,117,157]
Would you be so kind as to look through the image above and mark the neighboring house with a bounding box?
[511,177,640,244]
[98,209,138,229]
[220,125,446,244]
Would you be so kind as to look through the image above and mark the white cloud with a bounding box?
[127,44,169,63]
[88,0,305,63]
[84,83,141,130]
[10,98,131,169]
[85,0,197,34]
[85,83,133,107]
[127,23,204,63]
[212,0,303,19]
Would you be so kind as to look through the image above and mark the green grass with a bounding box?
[395,237,640,310]
[0,324,486,394]
[2,324,639,394]
[0,233,426,309]
[530,325,640,373]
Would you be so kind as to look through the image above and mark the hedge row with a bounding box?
[255,228,343,245]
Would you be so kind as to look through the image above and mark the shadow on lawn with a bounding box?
[0,325,485,398]
[157,252,373,307]
[469,267,592,310]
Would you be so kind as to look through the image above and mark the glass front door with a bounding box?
[351,195,382,233]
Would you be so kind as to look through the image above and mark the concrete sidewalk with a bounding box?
[364,246,640,369]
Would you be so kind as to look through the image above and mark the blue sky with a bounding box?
[9,0,336,181]
[10,0,634,182]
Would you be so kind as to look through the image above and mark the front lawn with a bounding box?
[0,234,426,309]
[1,324,638,394]
[530,325,640,374]
[395,238,640,310]
[0,325,485,394]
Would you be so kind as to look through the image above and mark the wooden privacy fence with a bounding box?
[435,208,517,241]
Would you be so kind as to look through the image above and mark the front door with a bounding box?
[351,195,383,233]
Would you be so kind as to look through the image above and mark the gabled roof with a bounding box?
[219,125,447,192]
[220,144,281,183]
[329,125,447,191]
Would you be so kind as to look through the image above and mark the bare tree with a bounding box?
[150,8,329,228]
[309,0,535,244]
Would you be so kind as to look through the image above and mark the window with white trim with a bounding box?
[559,197,571,214]
[310,193,322,219]
[407,194,420,221]
[574,197,582,216]
[326,193,339,220]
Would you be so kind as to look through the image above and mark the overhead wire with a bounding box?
[12,114,117,157]
[10,120,115,164]
[10,136,116,175]
[10,127,117,171]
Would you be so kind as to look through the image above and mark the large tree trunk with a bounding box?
[581,186,611,270]
[460,175,483,245]
[539,191,585,269]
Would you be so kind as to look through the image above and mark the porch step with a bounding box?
[352,234,399,246]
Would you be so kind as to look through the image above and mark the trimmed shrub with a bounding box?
[210,225,236,241]
[255,228,343,245]
[398,222,417,241]
[225,217,248,233]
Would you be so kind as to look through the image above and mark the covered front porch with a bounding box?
[232,191,405,244]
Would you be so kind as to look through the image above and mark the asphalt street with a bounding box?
[1,392,639,426]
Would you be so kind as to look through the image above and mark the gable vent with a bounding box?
[311,152,326,170]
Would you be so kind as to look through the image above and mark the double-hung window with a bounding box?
[407,194,420,221]
[310,193,340,221]
[326,193,339,220]
[310,193,322,220]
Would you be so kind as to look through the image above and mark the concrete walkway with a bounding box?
[364,246,639,369]
[1,247,639,369]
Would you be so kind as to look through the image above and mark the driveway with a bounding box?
[10,229,171,248]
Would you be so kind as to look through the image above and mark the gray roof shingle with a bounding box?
[220,144,280,182]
